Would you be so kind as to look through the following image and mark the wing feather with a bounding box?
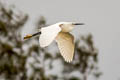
[39,25,61,47]
[55,32,75,62]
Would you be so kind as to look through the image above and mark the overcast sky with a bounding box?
[5,0,120,80]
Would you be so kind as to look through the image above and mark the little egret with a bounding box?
[24,22,84,62]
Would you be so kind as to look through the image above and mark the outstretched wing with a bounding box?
[55,32,75,62]
[39,25,61,47]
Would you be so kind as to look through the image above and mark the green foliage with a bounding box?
[0,1,101,80]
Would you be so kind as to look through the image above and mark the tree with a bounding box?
[0,1,101,80]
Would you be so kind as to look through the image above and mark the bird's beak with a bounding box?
[24,32,41,40]
[73,23,84,25]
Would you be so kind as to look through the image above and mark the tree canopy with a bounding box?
[0,2,101,80]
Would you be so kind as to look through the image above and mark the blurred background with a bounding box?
[0,0,120,80]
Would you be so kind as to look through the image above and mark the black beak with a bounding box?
[73,23,84,25]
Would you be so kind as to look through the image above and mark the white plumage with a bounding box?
[24,22,84,62]
[39,22,83,62]
[39,24,61,47]
[55,32,74,62]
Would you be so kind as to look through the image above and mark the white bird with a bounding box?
[24,22,84,62]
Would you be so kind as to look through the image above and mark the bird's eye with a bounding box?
[59,24,63,27]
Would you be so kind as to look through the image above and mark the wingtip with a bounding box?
[64,58,73,63]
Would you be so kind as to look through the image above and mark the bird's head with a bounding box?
[58,22,84,27]
[57,22,84,32]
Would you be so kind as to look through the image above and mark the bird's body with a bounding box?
[24,22,84,62]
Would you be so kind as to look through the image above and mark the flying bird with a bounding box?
[24,22,84,62]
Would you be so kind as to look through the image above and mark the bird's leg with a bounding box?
[24,31,41,40]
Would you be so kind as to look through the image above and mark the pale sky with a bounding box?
[6,0,120,80]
